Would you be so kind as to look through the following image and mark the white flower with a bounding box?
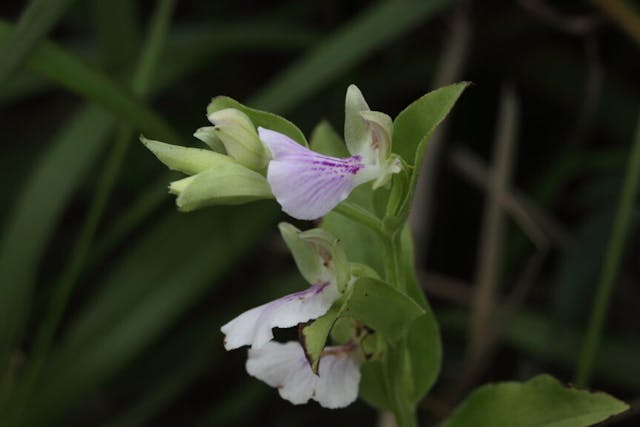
[221,282,340,350]
[246,341,361,409]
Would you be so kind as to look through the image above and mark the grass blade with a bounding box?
[0,0,77,83]
[0,20,180,144]
[249,0,451,112]
[23,205,277,425]
[1,3,178,423]
[0,107,113,381]
[576,112,640,386]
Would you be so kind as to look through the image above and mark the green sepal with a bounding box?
[344,84,370,157]
[360,110,393,160]
[141,136,224,175]
[278,224,350,291]
[207,108,267,172]
[207,96,308,146]
[168,162,271,211]
[193,126,225,153]
[384,158,410,219]
[299,228,350,292]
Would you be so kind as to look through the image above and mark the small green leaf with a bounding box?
[309,121,349,157]
[299,308,339,374]
[440,374,629,427]
[392,82,469,165]
[393,82,469,220]
[207,96,307,146]
[342,277,424,342]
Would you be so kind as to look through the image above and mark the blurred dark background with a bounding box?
[0,0,639,426]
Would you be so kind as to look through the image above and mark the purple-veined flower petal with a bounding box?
[246,341,361,408]
[259,127,376,220]
[221,282,340,350]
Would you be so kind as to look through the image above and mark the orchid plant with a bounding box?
[141,84,628,426]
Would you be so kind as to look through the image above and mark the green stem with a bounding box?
[382,231,417,427]
[334,201,386,237]
[335,204,418,426]
[575,113,640,386]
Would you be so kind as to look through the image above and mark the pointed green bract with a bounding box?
[299,308,340,374]
[441,375,628,427]
[141,136,227,175]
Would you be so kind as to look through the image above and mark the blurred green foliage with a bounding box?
[0,0,638,426]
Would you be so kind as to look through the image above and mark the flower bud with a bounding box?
[141,135,222,174]
[168,163,271,212]
[207,108,268,172]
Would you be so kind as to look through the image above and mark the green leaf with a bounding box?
[309,121,349,157]
[393,82,469,220]
[359,360,392,410]
[249,0,453,113]
[342,277,424,342]
[0,0,77,83]
[440,374,629,427]
[207,96,307,146]
[392,82,469,165]
[299,308,340,374]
